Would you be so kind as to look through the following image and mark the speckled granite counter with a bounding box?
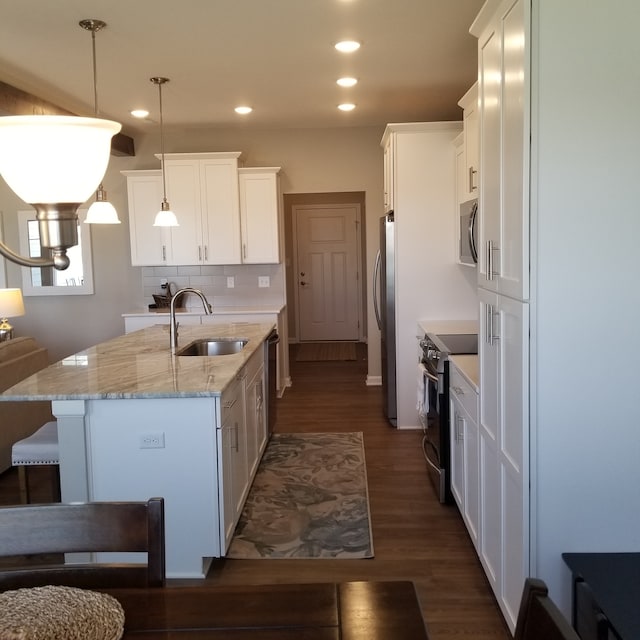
[0,321,276,579]
[0,322,276,401]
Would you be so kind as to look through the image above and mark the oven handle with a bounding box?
[422,435,441,474]
[420,360,439,383]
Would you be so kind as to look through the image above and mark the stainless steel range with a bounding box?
[418,332,477,503]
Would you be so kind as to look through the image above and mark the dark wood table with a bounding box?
[102,581,430,639]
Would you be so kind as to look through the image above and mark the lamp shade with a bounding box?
[0,115,121,204]
[0,288,25,318]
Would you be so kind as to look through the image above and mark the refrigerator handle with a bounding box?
[373,249,382,330]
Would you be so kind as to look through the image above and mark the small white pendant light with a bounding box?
[80,19,121,224]
[151,77,179,227]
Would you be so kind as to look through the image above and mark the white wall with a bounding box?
[531,0,640,613]
[0,125,388,366]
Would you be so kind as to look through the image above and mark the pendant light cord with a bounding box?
[91,29,98,116]
[159,81,168,203]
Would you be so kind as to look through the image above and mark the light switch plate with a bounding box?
[258,276,270,288]
[140,432,165,449]
[227,276,235,288]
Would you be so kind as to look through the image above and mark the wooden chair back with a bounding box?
[0,498,165,590]
[514,578,580,640]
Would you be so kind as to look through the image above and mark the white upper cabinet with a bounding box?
[382,134,395,212]
[164,152,243,265]
[238,167,282,264]
[476,0,529,300]
[458,82,479,202]
[122,170,171,266]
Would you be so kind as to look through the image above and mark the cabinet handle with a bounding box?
[468,166,478,192]
[486,240,499,281]
[198,246,202,262]
[242,244,247,260]
[233,422,239,452]
[204,245,208,262]
[457,416,464,442]
[162,245,166,262]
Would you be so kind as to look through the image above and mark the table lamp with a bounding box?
[0,288,25,342]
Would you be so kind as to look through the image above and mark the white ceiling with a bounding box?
[0,0,483,136]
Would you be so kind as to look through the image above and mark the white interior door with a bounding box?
[294,204,359,341]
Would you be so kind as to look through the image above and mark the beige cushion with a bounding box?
[0,585,124,640]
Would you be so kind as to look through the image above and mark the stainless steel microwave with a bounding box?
[459,199,478,266]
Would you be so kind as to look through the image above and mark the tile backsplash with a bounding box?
[141,263,285,309]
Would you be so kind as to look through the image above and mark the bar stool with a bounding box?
[11,421,60,503]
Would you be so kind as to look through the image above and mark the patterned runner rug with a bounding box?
[227,432,374,559]
[295,342,357,362]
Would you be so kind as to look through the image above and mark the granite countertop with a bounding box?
[417,319,478,335]
[449,354,479,391]
[0,323,276,401]
[123,304,285,317]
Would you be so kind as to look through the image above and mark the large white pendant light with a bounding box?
[81,18,121,225]
[151,77,179,228]
[0,26,121,269]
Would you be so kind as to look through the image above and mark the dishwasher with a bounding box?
[264,329,279,435]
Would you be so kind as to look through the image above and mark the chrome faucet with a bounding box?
[170,287,212,352]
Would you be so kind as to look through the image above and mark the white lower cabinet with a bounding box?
[478,287,529,631]
[218,373,248,553]
[449,361,479,550]
[217,345,267,554]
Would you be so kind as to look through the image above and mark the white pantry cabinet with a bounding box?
[458,82,479,202]
[163,152,243,265]
[471,0,640,628]
[476,0,529,301]
[477,287,529,628]
[122,170,170,266]
[238,167,282,264]
[449,359,480,551]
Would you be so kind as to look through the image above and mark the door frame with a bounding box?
[285,193,366,344]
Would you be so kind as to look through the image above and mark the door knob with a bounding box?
[300,281,307,286]
[300,271,305,276]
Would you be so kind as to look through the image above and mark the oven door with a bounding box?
[420,359,446,502]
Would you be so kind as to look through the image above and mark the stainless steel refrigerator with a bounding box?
[373,212,396,426]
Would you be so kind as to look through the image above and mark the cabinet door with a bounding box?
[125,172,170,266]
[239,170,281,264]
[454,133,466,206]
[479,287,529,631]
[218,377,247,553]
[450,394,465,511]
[245,364,266,480]
[458,82,479,201]
[477,0,529,300]
[201,158,242,265]
[165,160,203,265]
[383,136,394,211]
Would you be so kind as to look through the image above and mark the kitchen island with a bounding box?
[1,322,276,578]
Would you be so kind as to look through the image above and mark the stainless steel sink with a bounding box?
[177,338,248,356]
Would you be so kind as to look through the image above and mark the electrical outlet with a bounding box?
[258,276,270,288]
[140,432,165,449]
[160,278,168,289]
[227,276,235,288]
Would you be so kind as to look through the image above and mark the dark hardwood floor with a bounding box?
[0,342,510,640]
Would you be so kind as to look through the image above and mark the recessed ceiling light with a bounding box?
[337,77,358,87]
[335,40,361,53]
[338,103,356,112]
[131,109,149,119]
[235,106,253,115]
